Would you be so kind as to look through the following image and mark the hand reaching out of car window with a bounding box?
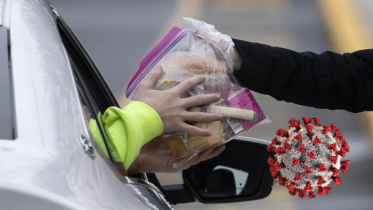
[132,65,223,136]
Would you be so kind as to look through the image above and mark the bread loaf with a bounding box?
[161,53,234,90]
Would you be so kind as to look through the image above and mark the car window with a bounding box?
[0,26,15,140]
[56,17,128,175]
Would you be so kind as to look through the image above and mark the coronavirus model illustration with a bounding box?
[267,118,350,198]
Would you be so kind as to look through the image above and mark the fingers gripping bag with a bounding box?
[126,17,270,168]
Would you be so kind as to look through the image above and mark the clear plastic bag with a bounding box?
[126,20,269,168]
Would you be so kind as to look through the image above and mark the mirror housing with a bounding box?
[182,136,274,203]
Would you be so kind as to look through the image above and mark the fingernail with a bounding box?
[218,114,224,119]
[216,94,221,100]
[208,131,212,136]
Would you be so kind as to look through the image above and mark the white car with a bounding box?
[0,0,273,209]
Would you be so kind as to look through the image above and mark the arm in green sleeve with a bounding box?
[89,101,163,170]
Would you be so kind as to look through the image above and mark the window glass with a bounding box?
[57,17,127,175]
[0,26,15,140]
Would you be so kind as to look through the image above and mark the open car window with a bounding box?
[56,17,127,174]
[0,26,15,140]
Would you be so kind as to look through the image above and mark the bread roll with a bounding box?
[187,121,224,152]
[164,135,194,159]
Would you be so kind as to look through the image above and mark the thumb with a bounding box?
[139,65,163,90]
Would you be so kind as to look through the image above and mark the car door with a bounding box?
[52,6,173,210]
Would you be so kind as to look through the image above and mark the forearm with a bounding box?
[90,101,163,171]
[232,39,373,113]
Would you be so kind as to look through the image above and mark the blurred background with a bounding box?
[50,0,373,209]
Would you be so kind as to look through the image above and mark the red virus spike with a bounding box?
[272,137,281,145]
[318,186,332,196]
[276,129,289,138]
[283,141,292,150]
[330,167,340,177]
[317,186,324,195]
[292,157,301,167]
[337,136,345,143]
[317,176,326,185]
[328,143,337,152]
[341,141,350,152]
[318,163,327,172]
[294,133,303,143]
[313,136,322,145]
[306,124,315,134]
[296,144,306,153]
[330,123,338,132]
[323,186,332,196]
[289,118,301,130]
[294,120,301,130]
[333,130,343,138]
[268,157,276,165]
[267,144,275,152]
[298,189,306,199]
[308,191,316,199]
[275,147,285,155]
[289,118,296,128]
[304,182,313,191]
[313,117,321,126]
[273,161,284,170]
[333,176,343,185]
[329,156,338,164]
[278,176,287,186]
[302,118,313,126]
[322,126,332,135]
[340,160,350,173]
[307,150,316,159]
[293,173,303,181]
[287,182,295,191]
[304,166,313,175]
[337,150,346,158]
[289,188,297,196]
[271,170,280,179]
[269,167,277,176]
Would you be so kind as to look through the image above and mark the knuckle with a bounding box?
[168,88,179,96]
[175,121,184,128]
[178,111,188,119]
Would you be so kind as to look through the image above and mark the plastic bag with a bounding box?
[126,19,269,168]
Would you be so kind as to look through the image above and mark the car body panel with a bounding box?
[0,0,172,209]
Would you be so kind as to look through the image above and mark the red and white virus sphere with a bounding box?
[267,118,350,199]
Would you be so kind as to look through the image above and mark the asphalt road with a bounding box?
[50,0,373,209]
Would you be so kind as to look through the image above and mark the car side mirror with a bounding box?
[182,136,274,203]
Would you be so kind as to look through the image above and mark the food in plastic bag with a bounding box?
[126,18,269,167]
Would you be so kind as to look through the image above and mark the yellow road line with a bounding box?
[317,0,373,151]
[118,0,203,108]
[317,0,372,52]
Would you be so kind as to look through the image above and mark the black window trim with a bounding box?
[56,18,119,112]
